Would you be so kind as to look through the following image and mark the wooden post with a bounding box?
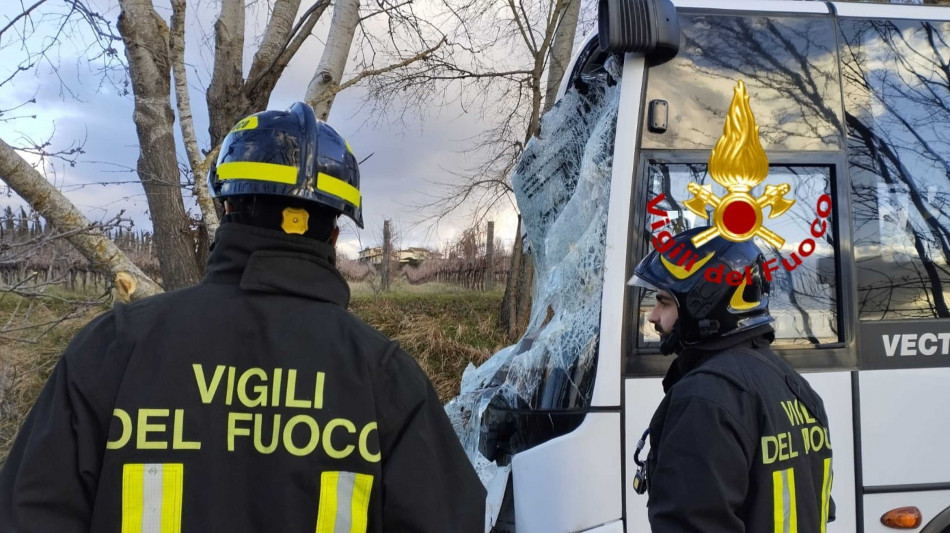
[382,219,391,292]
[486,221,495,290]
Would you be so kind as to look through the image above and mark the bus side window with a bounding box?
[633,162,841,351]
[840,19,950,320]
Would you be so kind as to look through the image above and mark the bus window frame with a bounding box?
[623,150,859,377]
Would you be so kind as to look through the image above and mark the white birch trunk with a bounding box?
[0,138,163,301]
[305,0,361,121]
[170,0,220,236]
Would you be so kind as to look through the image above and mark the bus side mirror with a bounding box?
[598,0,680,64]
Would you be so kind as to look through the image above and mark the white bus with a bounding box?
[460,1,950,532]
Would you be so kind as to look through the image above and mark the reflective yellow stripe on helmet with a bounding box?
[217,162,298,185]
[318,172,361,208]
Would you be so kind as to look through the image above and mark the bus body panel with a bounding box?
[859,369,950,486]
[833,2,950,21]
[623,377,665,531]
[511,412,623,532]
[673,0,827,13]
[804,372,858,533]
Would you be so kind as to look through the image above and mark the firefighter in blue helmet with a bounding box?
[630,227,834,532]
[0,102,486,532]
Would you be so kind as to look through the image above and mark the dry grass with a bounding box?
[350,289,508,402]
[0,287,507,465]
[0,295,106,466]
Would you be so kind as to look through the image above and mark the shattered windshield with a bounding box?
[446,57,622,484]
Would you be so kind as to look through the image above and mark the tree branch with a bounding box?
[244,0,330,108]
[0,136,162,300]
[246,0,304,87]
[306,0,362,120]
[169,0,219,235]
[334,37,447,97]
[0,0,47,42]
[206,0,246,146]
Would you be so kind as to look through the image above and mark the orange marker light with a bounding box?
[881,506,922,529]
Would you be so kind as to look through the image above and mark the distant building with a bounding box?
[358,247,384,265]
[358,246,438,267]
[398,247,435,266]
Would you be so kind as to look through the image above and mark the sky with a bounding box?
[0,0,530,260]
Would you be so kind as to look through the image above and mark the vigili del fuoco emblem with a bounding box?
[684,80,795,248]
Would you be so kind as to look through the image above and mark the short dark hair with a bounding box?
[226,196,338,242]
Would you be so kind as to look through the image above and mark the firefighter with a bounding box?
[0,102,486,532]
[629,227,834,532]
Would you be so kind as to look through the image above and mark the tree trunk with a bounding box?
[245,0,330,114]
[543,0,581,112]
[0,137,162,301]
[305,0,361,120]
[246,0,303,103]
[499,216,524,340]
[498,0,578,340]
[205,0,247,147]
[486,221,494,291]
[118,0,201,290]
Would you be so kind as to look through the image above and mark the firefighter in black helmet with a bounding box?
[630,227,835,533]
[0,102,486,532]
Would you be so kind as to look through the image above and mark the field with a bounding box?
[0,282,508,464]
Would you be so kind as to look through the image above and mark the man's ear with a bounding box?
[223,200,233,214]
[330,226,340,246]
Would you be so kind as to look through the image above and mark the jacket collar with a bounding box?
[661,324,775,393]
[203,221,350,308]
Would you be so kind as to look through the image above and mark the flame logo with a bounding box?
[683,81,795,248]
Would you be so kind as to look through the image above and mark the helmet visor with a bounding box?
[627,273,660,290]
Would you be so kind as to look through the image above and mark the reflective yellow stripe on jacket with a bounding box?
[315,471,374,533]
[821,459,833,533]
[122,464,183,533]
[772,467,798,533]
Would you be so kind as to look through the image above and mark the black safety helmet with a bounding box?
[208,102,364,228]
[628,226,773,347]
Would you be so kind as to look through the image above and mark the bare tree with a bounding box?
[1,0,456,296]
[118,0,203,290]
[430,0,584,339]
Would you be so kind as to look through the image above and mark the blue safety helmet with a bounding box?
[208,102,363,228]
[628,227,773,348]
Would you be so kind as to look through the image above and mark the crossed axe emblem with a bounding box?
[683,183,795,249]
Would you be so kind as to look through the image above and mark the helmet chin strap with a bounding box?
[659,319,684,355]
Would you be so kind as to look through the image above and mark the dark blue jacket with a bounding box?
[647,327,835,532]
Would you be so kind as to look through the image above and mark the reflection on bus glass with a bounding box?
[643,14,841,152]
[841,19,950,320]
[638,163,839,348]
